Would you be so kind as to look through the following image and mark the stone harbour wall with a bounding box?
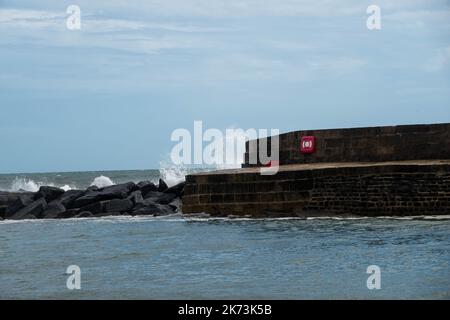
[182,162,450,217]
[243,123,450,167]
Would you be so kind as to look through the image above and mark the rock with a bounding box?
[58,209,80,219]
[132,202,174,216]
[42,201,66,219]
[4,194,34,217]
[9,198,47,220]
[79,201,104,214]
[0,191,34,206]
[76,211,93,218]
[137,181,158,195]
[143,191,177,205]
[60,190,85,209]
[93,212,122,218]
[168,198,182,212]
[34,186,65,202]
[103,198,133,213]
[0,205,8,218]
[158,179,168,192]
[72,182,136,207]
[127,190,144,205]
[164,181,185,197]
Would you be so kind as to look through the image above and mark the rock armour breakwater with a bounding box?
[0,179,185,220]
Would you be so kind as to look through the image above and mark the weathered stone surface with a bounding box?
[168,198,182,212]
[164,181,185,197]
[58,209,80,219]
[0,192,34,206]
[72,182,136,207]
[76,211,93,218]
[34,186,65,202]
[158,179,168,192]
[143,191,177,205]
[103,198,133,213]
[3,194,34,217]
[79,201,104,214]
[42,201,66,219]
[9,198,47,220]
[132,202,174,216]
[137,181,158,195]
[127,190,144,205]
[243,123,450,167]
[60,190,85,209]
[183,161,450,217]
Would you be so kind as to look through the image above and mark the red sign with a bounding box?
[300,136,315,154]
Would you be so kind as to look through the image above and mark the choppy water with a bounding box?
[0,168,196,192]
[1,216,449,299]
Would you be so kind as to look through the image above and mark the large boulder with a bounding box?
[57,209,80,219]
[72,182,136,208]
[127,190,144,206]
[132,202,174,216]
[0,192,34,206]
[103,198,133,213]
[34,186,65,202]
[143,191,177,205]
[168,198,182,213]
[164,181,185,197]
[79,201,104,214]
[60,190,85,209]
[42,201,66,219]
[9,198,47,220]
[0,205,8,218]
[137,181,158,195]
[4,193,35,218]
[157,179,168,192]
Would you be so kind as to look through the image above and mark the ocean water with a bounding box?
[0,216,449,299]
[0,170,449,299]
[0,168,194,192]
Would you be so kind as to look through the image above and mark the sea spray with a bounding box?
[90,175,115,188]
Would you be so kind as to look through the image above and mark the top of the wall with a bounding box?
[243,123,450,166]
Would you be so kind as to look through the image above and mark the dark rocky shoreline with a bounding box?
[0,179,185,220]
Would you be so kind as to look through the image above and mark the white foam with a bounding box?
[90,175,115,188]
[159,165,187,187]
[6,177,75,192]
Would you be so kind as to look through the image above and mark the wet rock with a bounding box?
[72,182,136,207]
[79,201,104,214]
[58,209,80,219]
[164,181,185,197]
[0,205,8,218]
[60,190,85,209]
[137,181,158,195]
[103,198,133,213]
[93,212,122,218]
[9,198,47,220]
[76,211,93,218]
[42,201,66,219]
[34,186,65,202]
[158,179,168,192]
[127,190,144,206]
[143,191,177,205]
[168,198,182,212]
[132,202,174,216]
[4,194,34,218]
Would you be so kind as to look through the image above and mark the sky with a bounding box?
[0,0,449,173]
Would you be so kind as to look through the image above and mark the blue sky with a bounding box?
[0,0,449,173]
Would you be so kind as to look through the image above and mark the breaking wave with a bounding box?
[8,177,75,192]
[90,175,115,188]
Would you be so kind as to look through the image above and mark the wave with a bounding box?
[90,175,115,188]
[7,177,75,192]
[159,165,188,187]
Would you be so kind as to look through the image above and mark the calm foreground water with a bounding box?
[1,215,449,299]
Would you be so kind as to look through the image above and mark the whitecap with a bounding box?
[90,175,115,188]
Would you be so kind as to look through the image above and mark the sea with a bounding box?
[0,169,449,299]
